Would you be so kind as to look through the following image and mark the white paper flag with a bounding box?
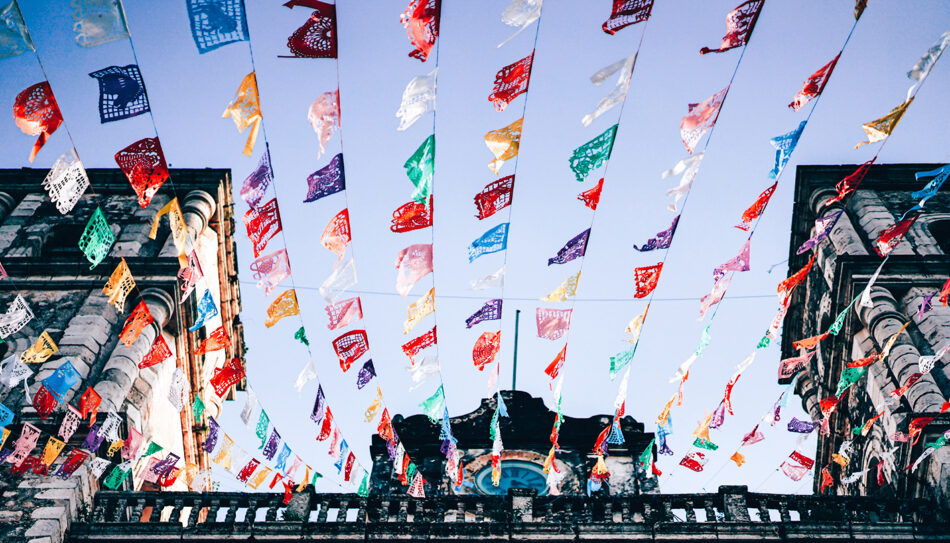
[319,258,357,303]
[498,0,543,48]
[396,69,437,131]
[42,149,89,214]
[582,54,636,127]
[663,153,704,212]
[470,266,505,290]
[294,359,318,393]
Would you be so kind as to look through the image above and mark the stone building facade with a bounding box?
[370,390,657,497]
[781,163,950,502]
[0,168,243,543]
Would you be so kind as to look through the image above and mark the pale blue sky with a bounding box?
[3,0,950,494]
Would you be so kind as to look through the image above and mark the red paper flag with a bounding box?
[210,358,246,397]
[316,408,333,441]
[402,326,436,364]
[472,331,501,371]
[321,209,351,259]
[325,297,363,330]
[333,330,369,371]
[602,0,654,35]
[286,2,337,58]
[793,332,829,351]
[474,176,515,220]
[195,326,230,356]
[778,253,817,304]
[400,0,440,61]
[119,300,153,347]
[824,160,875,207]
[940,277,950,306]
[577,178,604,210]
[237,458,260,483]
[789,54,840,111]
[633,263,663,298]
[874,212,920,257]
[114,137,170,208]
[79,386,101,425]
[846,352,879,368]
[699,0,764,55]
[391,197,433,233]
[544,344,566,379]
[908,416,934,444]
[139,334,172,368]
[244,198,282,258]
[14,81,62,162]
[32,384,58,420]
[820,466,834,492]
[488,52,534,112]
[736,182,777,231]
[678,451,706,472]
[378,408,395,443]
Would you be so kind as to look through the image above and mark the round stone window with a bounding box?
[474,460,548,496]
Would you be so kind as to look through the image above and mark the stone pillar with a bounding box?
[719,486,751,522]
[809,188,868,256]
[507,488,535,522]
[0,191,16,223]
[856,287,945,413]
[159,190,216,258]
[848,191,914,255]
[93,288,175,414]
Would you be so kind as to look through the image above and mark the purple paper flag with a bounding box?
[203,416,219,452]
[151,452,180,478]
[82,423,105,452]
[708,400,726,429]
[262,428,281,460]
[634,216,679,252]
[917,292,936,320]
[465,299,502,328]
[310,386,326,424]
[356,360,376,390]
[304,153,345,203]
[241,148,273,209]
[713,240,750,283]
[796,210,842,255]
[548,229,590,265]
[787,417,820,434]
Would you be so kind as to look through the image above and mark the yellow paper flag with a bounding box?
[485,117,523,174]
[854,98,913,148]
[264,289,300,328]
[541,271,580,302]
[222,72,262,157]
[404,288,435,334]
[20,331,58,364]
[103,258,135,311]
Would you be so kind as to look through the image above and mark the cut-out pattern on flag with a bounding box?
[20,331,58,365]
[405,288,435,334]
[634,216,678,252]
[569,125,618,183]
[602,0,653,34]
[788,417,820,433]
[242,149,273,209]
[139,334,171,369]
[186,0,248,53]
[168,367,189,412]
[401,0,440,61]
[584,55,636,127]
[485,117,523,174]
[536,308,572,340]
[178,250,203,303]
[103,258,135,311]
[114,137,170,208]
[189,289,218,331]
[262,428,281,460]
[699,276,732,320]
[265,289,300,328]
[404,135,435,203]
[77,207,115,270]
[251,249,291,296]
[420,385,445,423]
[119,301,153,347]
[395,244,433,296]
[320,258,357,303]
[0,1,33,59]
[781,451,815,481]
[713,240,750,283]
[466,299,502,328]
[778,252,817,304]
[325,297,362,330]
[79,387,101,425]
[768,121,806,180]
[0,295,32,339]
[790,54,840,111]
[14,81,62,162]
[473,331,501,370]
[403,326,436,363]
[286,2,337,58]
[679,451,707,472]
[391,198,433,233]
[43,361,81,401]
[32,384,58,420]
[237,458,260,483]
[210,357,245,397]
[545,344,566,379]
[333,330,369,371]
[824,159,875,207]
[874,212,920,257]
[913,164,950,206]
[699,0,764,55]
[475,176,515,219]
[304,153,345,203]
[310,385,327,425]
[489,52,534,112]
[541,271,580,302]
[89,65,149,123]
[909,30,950,86]
[469,223,509,262]
[243,198,282,258]
[222,71,261,156]
[663,153,704,211]
[680,87,728,153]
[633,263,663,298]
[397,69,437,130]
[548,229,590,265]
[356,360,376,389]
[309,89,340,157]
[736,182,777,231]
[195,326,229,356]
[855,98,914,148]
[55,449,89,480]
[498,0,541,47]
[321,209,351,260]
[577,178,604,210]
[42,149,89,215]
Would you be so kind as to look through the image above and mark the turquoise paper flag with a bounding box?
[404,135,435,203]
[468,223,509,262]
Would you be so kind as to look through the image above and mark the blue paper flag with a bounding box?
[768,121,807,180]
[186,0,249,54]
[188,289,218,331]
[468,223,509,262]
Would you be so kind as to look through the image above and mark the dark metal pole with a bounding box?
[512,309,520,390]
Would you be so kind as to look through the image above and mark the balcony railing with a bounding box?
[68,485,947,541]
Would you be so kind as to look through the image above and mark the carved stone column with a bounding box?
[159,190,216,258]
[0,191,16,223]
[809,188,869,257]
[93,288,175,414]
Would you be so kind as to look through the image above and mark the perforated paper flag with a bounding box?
[405,288,435,334]
[186,0,247,53]
[699,0,763,55]
[485,118,523,174]
[397,69,437,130]
[14,81,62,162]
[395,244,432,296]
[680,87,728,153]
[489,52,534,112]
[222,71,261,156]
[602,0,653,35]
[469,224,509,262]
[103,258,135,312]
[569,125,618,182]
[286,2,337,58]
[114,137,170,208]
[42,149,89,214]
[0,1,33,59]
[536,308,571,340]
[305,153,345,203]
[309,90,340,156]
[89,65,149,123]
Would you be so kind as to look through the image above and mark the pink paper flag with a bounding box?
[536,308,572,340]
[395,244,433,297]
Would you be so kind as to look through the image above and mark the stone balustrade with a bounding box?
[67,486,947,541]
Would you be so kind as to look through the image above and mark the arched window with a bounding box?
[930,219,950,254]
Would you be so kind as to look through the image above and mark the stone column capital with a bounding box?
[181,190,217,237]
[140,287,175,329]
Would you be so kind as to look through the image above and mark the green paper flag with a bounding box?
[192,396,206,424]
[256,410,270,449]
[78,207,115,269]
[756,333,770,349]
[404,135,435,203]
[311,470,323,486]
[639,438,655,470]
[609,348,635,380]
[420,385,444,424]
[102,465,131,489]
[489,409,501,441]
[144,441,163,457]
[294,327,310,346]
[836,366,867,396]
[405,462,417,482]
[695,325,712,356]
[568,124,618,182]
[828,298,858,336]
[693,437,719,450]
[357,472,370,497]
